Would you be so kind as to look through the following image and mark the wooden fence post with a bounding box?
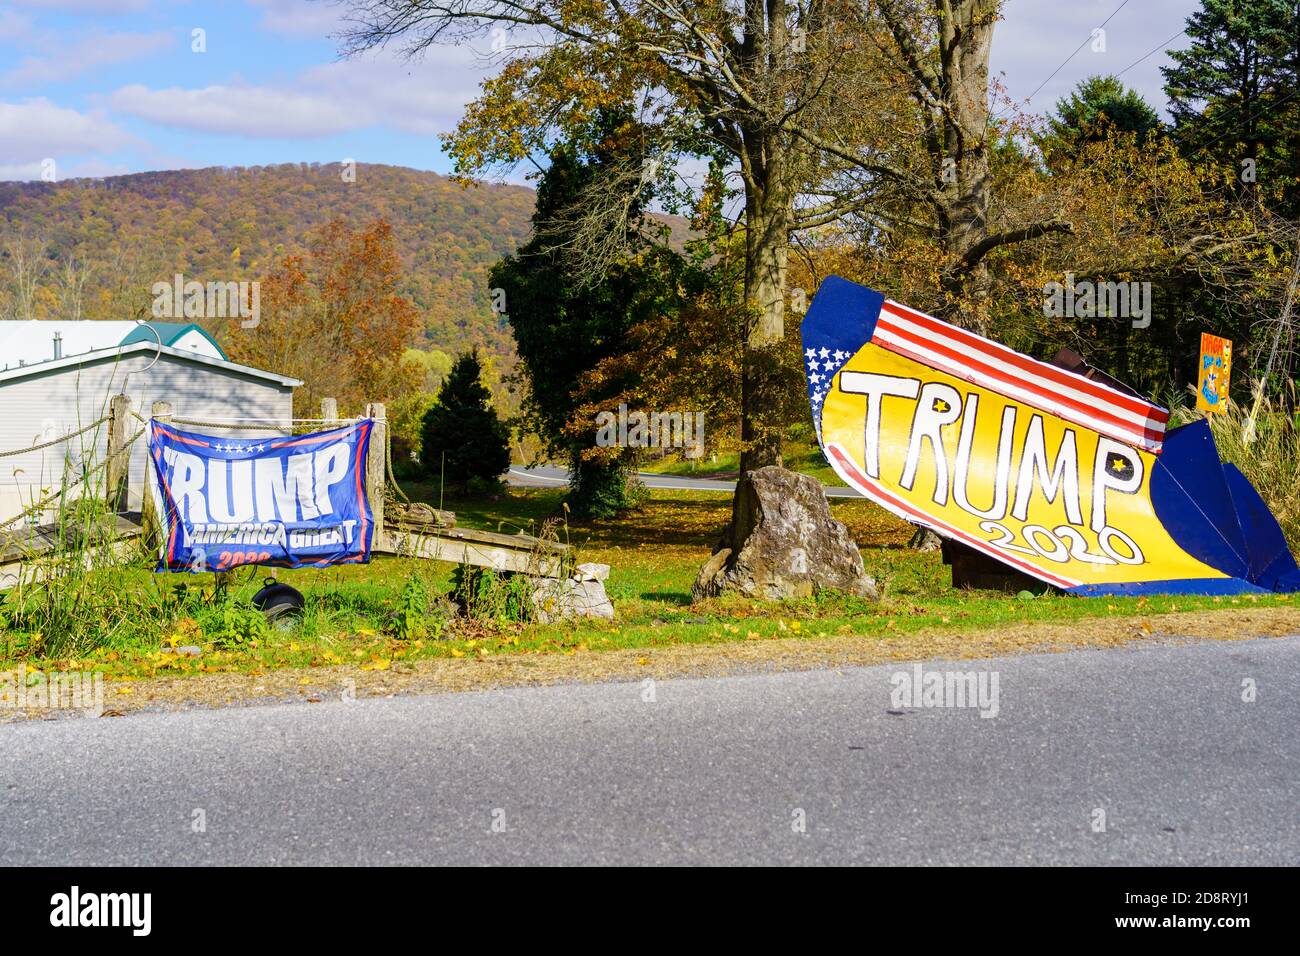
[140,401,172,550]
[321,397,338,422]
[105,393,131,513]
[364,402,387,544]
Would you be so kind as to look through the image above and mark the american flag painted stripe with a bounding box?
[871,321,1165,452]
[874,300,1168,453]
[875,310,1165,434]
[882,299,1169,423]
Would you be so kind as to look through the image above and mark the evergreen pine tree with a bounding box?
[1048,75,1161,145]
[419,349,511,493]
[490,110,677,518]
[1161,0,1298,213]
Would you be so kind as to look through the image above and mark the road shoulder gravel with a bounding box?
[5,605,1297,722]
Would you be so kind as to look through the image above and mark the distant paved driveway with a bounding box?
[507,464,862,497]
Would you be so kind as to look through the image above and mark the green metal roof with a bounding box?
[118,322,227,359]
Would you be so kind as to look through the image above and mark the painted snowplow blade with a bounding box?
[801,276,1300,596]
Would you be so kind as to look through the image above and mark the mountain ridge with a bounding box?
[0,162,537,356]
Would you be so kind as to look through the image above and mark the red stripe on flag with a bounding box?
[154,423,211,448]
[871,320,1164,449]
[880,300,1168,424]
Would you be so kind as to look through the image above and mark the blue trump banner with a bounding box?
[147,419,375,573]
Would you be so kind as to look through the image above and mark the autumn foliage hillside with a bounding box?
[0,162,535,356]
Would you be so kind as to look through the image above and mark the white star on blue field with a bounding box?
[805,345,852,441]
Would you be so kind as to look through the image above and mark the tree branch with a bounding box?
[959,218,1074,269]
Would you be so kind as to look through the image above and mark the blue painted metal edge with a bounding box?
[1066,578,1271,597]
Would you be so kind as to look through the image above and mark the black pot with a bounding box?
[252,578,305,624]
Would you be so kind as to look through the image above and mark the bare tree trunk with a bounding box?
[737,0,793,476]
[933,0,996,330]
[739,129,793,474]
[56,257,93,322]
[883,0,998,547]
[3,234,49,322]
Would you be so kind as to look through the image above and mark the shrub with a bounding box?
[450,564,534,624]
[391,575,446,640]
[568,458,638,518]
[213,605,271,648]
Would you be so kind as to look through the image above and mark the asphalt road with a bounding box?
[507,464,864,497]
[3,635,1297,865]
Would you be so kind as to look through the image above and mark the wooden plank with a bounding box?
[0,513,141,565]
[387,503,456,529]
[388,520,567,553]
[4,511,563,570]
[377,527,567,577]
[2,508,572,588]
[0,517,143,589]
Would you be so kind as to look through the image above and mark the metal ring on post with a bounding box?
[118,320,163,396]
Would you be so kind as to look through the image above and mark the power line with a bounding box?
[1113,28,1186,80]
[996,0,1132,117]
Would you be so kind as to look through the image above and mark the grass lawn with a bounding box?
[2,482,1295,703]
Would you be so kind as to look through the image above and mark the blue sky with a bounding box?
[0,0,1201,183]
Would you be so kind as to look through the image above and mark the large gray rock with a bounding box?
[692,466,878,602]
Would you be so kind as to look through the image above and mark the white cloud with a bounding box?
[59,156,132,178]
[0,156,133,181]
[108,82,362,137]
[7,1,152,12]
[0,9,34,41]
[249,0,348,37]
[0,97,132,163]
[107,46,491,140]
[301,48,489,136]
[2,30,172,87]
[0,160,47,181]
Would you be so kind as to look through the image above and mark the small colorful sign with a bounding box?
[1196,333,1232,414]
